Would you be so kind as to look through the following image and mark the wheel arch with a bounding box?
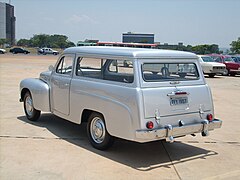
[81,109,104,123]
[21,88,30,101]
[20,78,50,112]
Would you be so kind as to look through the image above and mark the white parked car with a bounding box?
[38,47,59,55]
[19,47,222,150]
[0,48,6,54]
[198,55,226,77]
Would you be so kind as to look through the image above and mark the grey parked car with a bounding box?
[19,47,222,150]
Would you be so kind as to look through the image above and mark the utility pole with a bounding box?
[9,0,11,5]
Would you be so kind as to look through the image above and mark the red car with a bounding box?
[208,54,240,76]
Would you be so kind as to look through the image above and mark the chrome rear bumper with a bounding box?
[136,119,222,142]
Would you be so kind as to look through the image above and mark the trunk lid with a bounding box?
[142,85,213,119]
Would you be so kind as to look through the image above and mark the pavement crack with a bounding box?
[184,140,240,146]
[161,141,182,180]
[0,135,83,141]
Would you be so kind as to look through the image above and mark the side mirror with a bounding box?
[48,65,54,71]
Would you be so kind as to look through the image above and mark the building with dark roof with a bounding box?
[122,32,154,44]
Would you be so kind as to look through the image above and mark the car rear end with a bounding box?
[135,57,222,142]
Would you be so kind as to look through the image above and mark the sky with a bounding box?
[1,0,240,48]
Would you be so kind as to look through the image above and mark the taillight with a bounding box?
[146,121,154,129]
[207,114,213,121]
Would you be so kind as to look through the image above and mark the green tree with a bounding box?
[17,39,32,47]
[28,34,75,48]
[191,44,219,54]
[30,34,51,48]
[66,41,75,47]
[230,37,240,54]
[0,38,10,47]
[49,34,75,48]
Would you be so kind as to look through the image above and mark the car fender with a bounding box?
[20,78,50,112]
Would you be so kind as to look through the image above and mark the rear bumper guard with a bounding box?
[136,119,222,142]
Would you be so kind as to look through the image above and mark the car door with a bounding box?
[51,54,75,115]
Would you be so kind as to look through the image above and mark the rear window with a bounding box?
[142,63,199,81]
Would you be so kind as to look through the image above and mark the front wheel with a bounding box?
[87,112,114,150]
[23,91,41,121]
[222,69,229,76]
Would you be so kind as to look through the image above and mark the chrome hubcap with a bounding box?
[25,96,33,116]
[90,117,106,144]
[223,69,228,75]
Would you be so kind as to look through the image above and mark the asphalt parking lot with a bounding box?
[0,54,240,180]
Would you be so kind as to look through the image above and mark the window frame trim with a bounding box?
[54,53,75,77]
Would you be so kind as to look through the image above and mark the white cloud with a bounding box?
[66,14,98,24]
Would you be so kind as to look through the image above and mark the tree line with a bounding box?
[158,44,221,55]
[0,35,239,54]
[156,37,239,54]
[16,34,75,48]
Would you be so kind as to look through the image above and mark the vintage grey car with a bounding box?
[19,46,222,150]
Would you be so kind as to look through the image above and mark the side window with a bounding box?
[56,55,74,75]
[106,60,134,83]
[109,60,133,74]
[76,57,105,79]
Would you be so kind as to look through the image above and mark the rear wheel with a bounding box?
[87,112,114,150]
[23,91,41,121]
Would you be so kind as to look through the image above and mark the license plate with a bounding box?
[170,97,188,106]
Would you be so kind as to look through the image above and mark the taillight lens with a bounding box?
[146,121,154,129]
[207,114,213,121]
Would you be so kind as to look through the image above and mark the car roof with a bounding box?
[197,55,211,57]
[63,46,197,59]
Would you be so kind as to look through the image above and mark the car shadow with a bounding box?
[204,75,224,79]
[17,114,218,171]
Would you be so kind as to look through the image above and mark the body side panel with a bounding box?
[68,77,141,141]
